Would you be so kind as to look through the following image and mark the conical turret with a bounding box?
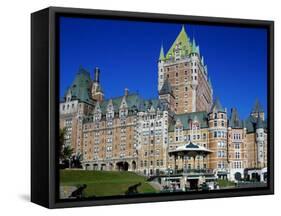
[210,97,224,113]
[159,44,165,61]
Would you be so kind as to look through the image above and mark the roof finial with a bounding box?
[210,97,224,113]
[252,98,264,113]
[196,45,200,55]
[159,43,165,61]
[181,24,186,32]
[192,37,196,46]
[256,112,263,129]
[94,67,100,83]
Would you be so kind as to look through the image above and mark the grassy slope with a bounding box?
[60,170,157,197]
[217,179,236,188]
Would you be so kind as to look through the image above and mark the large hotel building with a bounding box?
[60,26,267,182]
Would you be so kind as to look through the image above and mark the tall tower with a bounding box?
[158,44,165,91]
[256,114,265,168]
[208,98,228,174]
[91,67,104,102]
[157,25,213,114]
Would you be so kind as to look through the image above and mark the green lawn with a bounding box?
[217,179,236,188]
[60,170,157,197]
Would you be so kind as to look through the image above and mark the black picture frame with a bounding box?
[31,6,274,209]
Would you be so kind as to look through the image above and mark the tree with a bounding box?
[59,127,73,163]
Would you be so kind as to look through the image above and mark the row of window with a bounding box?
[233,161,243,169]
[217,150,226,158]
[140,160,164,167]
[214,131,227,138]
[233,133,242,140]
[62,103,75,111]
[214,113,224,119]
[217,161,227,169]
[174,133,207,142]
[217,141,226,148]
[144,149,161,156]
[142,121,162,128]
[214,120,225,127]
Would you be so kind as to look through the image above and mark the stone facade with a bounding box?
[59,26,267,181]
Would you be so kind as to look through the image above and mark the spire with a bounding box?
[208,76,213,89]
[94,67,100,83]
[204,65,208,74]
[229,108,243,128]
[256,113,263,129]
[191,37,198,53]
[159,78,173,95]
[196,45,200,56]
[159,44,165,61]
[166,25,191,58]
[251,99,264,113]
[70,66,92,103]
[210,97,224,112]
[181,25,186,33]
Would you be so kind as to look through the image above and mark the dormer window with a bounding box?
[120,109,127,117]
[192,122,200,130]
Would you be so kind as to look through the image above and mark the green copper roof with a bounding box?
[166,25,192,59]
[65,67,94,104]
[169,111,209,131]
[229,108,243,128]
[98,93,167,114]
[159,44,165,61]
[244,114,266,133]
[251,99,264,113]
[210,98,224,113]
[191,38,198,53]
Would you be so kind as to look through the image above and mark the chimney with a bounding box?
[124,88,129,97]
[94,67,100,83]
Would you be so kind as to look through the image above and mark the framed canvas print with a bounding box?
[31,7,274,208]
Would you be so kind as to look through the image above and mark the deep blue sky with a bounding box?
[59,16,267,119]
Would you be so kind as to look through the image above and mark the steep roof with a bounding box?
[210,98,224,113]
[159,44,165,61]
[229,108,243,128]
[252,99,264,113]
[64,67,94,104]
[166,25,192,58]
[159,78,173,95]
[169,111,209,131]
[191,38,198,53]
[244,115,266,133]
[97,93,166,114]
